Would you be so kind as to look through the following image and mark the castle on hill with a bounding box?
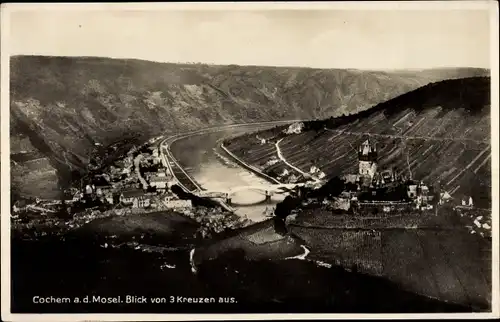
[338,138,434,213]
[358,138,378,179]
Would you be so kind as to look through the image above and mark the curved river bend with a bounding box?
[170,127,286,222]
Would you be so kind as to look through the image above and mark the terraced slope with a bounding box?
[225,76,492,310]
[226,77,491,208]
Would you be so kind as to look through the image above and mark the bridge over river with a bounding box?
[196,183,306,205]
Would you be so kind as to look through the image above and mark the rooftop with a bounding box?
[359,138,377,155]
[150,175,170,182]
[121,189,145,198]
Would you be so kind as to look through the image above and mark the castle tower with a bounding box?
[358,138,378,179]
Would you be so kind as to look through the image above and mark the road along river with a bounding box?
[169,124,290,223]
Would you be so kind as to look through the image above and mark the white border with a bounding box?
[1,1,499,321]
[0,1,496,11]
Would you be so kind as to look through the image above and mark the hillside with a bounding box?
[225,77,492,207]
[10,55,489,198]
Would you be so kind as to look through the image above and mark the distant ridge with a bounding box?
[9,55,489,198]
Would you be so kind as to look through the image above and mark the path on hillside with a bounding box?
[325,128,489,144]
[276,138,323,183]
[446,146,491,186]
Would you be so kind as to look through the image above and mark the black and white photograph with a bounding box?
[1,1,499,320]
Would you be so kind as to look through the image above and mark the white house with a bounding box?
[288,174,299,183]
[164,196,192,209]
[439,191,452,204]
[120,189,144,205]
[283,122,304,135]
[133,196,151,208]
[280,169,289,177]
[105,193,114,205]
[150,173,170,190]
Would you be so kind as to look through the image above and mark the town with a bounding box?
[11,136,198,237]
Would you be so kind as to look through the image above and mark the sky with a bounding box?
[6,3,494,70]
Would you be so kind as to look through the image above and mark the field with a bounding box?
[288,208,491,310]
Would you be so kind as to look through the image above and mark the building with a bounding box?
[379,169,396,184]
[104,192,114,205]
[143,172,156,181]
[120,189,145,205]
[72,192,83,202]
[332,191,352,211]
[460,196,474,207]
[93,175,112,197]
[85,184,93,195]
[343,174,360,184]
[283,122,304,135]
[358,139,378,180]
[439,191,453,204]
[13,200,27,213]
[149,172,171,190]
[288,174,299,183]
[133,196,151,208]
[164,196,192,209]
[407,183,418,199]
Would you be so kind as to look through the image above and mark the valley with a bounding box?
[8,56,493,313]
[9,56,489,199]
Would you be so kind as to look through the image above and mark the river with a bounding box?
[169,127,286,222]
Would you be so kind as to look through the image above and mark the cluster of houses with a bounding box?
[283,122,305,135]
[331,139,454,214]
[67,144,193,211]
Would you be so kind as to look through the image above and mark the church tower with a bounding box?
[358,138,378,179]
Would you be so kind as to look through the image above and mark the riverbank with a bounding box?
[219,142,281,184]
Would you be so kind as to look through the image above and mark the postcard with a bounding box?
[1,1,498,321]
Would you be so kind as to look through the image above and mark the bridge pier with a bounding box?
[225,193,232,205]
[265,190,271,202]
